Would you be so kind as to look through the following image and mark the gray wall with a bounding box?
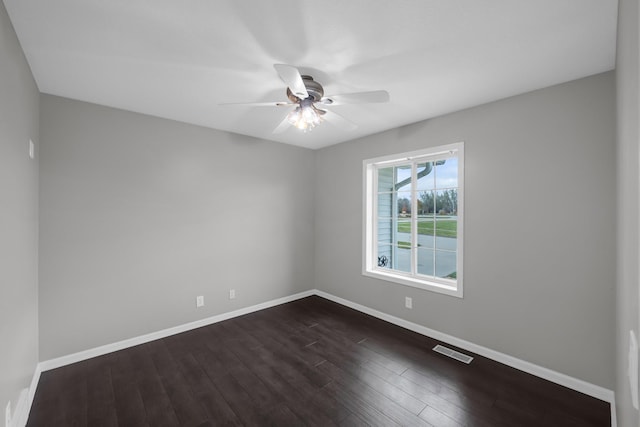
[615,0,640,424]
[38,95,315,360]
[315,72,616,389]
[0,0,39,417]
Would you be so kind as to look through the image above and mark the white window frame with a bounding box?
[362,142,464,298]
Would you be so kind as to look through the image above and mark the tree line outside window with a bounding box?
[397,189,458,216]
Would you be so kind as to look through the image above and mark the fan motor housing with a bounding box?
[287,75,324,102]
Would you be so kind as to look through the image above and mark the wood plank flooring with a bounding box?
[27,296,610,426]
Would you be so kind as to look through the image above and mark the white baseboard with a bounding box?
[314,290,617,427]
[9,388,30,427]
[17,364,42,427]
[610,401,617,427]
[27,288,616,427]
[7,383,33,427]
[39,289,314,372]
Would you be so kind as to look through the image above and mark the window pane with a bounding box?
[377,219,394,245]
[435,157,458,189]
[395,165,412,191]
[396,191,412,216]
[434,189,457,215]
[377,192,394,218]
[393,245,411,273]
[416,219,435,249]
[435,217,457,251]
[377,244,393,269]
[416,162,435,191]
[417,190,434,215]
[435,250,457,279]
[377,167,394,192]
[396,217,411,237]
[417,248,434,276]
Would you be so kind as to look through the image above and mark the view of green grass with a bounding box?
[397,219,457,238]
[397,241,411,249]
[397,241,424,249]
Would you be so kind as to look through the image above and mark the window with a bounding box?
[363,143,464,297]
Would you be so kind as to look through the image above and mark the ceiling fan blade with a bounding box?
[274,64,309,100]
[319,90,390,106]
[272,115,291,134]
[321,109,358,131]
[219,101,294,107]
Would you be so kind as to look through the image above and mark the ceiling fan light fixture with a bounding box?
[222,65,388,134]
[287,100,323,132]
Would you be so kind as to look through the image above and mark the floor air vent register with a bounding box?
[433,344,474,364]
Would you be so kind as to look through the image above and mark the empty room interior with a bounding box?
[1,0,639,426]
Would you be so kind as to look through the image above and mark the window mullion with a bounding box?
[433,161,437,277]
[392,167,398,270]
[372,166,378,271]
[411,162,418,276]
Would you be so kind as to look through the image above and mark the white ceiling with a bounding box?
[4,0,618,150]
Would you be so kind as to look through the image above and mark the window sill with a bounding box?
[362,268,463,298]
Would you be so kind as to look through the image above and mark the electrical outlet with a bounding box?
[196,296,204,308]
[28,139,34,159]
[229,289,236,300]
[405,297,412,309]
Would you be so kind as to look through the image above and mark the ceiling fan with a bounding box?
[223,64,390,133]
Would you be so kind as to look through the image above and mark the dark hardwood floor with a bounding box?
[27,296,610,426]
